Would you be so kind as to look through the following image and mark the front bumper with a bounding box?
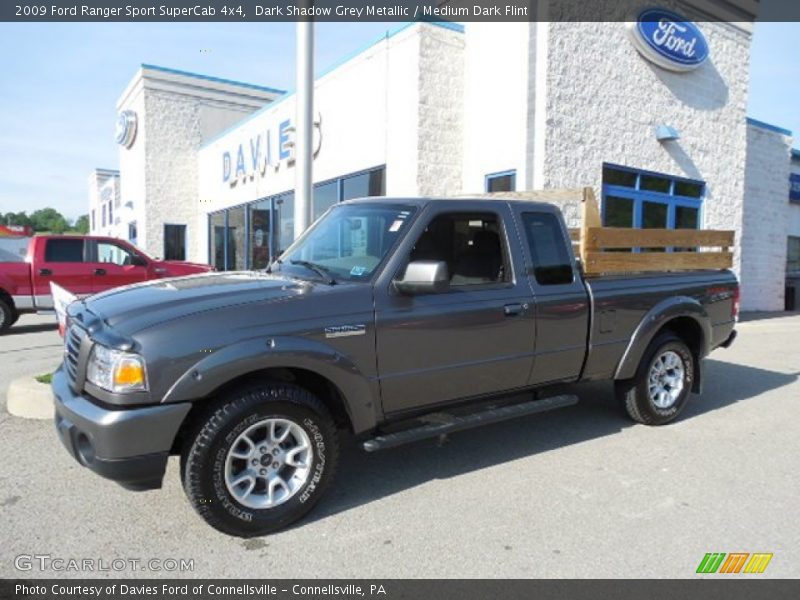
[52,366,191,491]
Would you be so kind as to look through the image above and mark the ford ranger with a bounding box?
[52,197,738,536]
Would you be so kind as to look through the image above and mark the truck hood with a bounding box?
[153,259,215,275]
[82,271,314,333]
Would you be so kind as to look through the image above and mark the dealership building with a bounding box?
[90,7,800,311]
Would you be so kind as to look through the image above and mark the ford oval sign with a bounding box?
[115,110,138,148]
[627,8,710,72]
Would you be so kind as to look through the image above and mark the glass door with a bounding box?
[249,200,272,270]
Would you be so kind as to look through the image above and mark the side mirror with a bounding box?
[131,255,148,267]
[394,260,450,295]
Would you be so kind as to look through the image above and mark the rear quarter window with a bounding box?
[44,239,84,263]
[521,212,574,285]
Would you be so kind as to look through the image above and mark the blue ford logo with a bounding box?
[628,8,709,72]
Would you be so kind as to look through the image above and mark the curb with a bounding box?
[5,376,54,420]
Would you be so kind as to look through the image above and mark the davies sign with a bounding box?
[222,114,322,187]
[627,8,710,72]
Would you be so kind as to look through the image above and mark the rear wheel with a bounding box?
[616,333,694,425]
[182,383,339,537]
[0,299,16,333]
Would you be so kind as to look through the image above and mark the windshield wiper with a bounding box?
[288,260,337,285]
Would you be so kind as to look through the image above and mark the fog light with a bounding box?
[76,433,95,466]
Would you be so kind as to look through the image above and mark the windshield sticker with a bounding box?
[389,220,404,232]
[350,266,368,277]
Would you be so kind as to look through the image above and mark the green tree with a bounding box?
[30,208,69,234]
[73,214,90,234]
[3,211,32,228]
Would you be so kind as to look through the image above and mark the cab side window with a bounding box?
[521,212,574,285]
[97,242,135,266]
[409,212,509,286]
[44,239,84,263]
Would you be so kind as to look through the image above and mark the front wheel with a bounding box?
[182,384,339,537]
[616,333,695,425]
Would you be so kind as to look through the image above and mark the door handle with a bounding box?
[38,268,52,276]
[94,268,107,276]
[504,303,524,316]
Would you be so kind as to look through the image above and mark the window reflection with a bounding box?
[249,201,271,270]
[276,193,295,257]
[208,167,385,271]
[228,206,246,270]
[314,181,338,221]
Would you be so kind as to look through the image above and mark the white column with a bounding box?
[294,20,314,240]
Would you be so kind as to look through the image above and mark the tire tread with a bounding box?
[617,332,693,426]
[182,382,338,537]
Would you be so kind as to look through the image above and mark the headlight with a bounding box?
[86,344,148,393]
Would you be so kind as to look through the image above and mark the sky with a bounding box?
[0,19,797,221]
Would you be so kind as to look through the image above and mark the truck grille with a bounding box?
[64,325,85,383]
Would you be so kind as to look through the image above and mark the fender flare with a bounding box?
[613,296,712,381]
[161,336,379,434]
[0,278,18,298]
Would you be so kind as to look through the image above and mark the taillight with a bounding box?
[731,286,740,320]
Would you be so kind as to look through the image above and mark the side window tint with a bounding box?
[409,212,509,287]
[97,242,134,266]
[44,239,84,263]
[522,213,574,285]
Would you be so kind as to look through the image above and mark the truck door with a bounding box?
[513,208,590,385]
[90,239,149,292]
[31,238,93,308]
[374,202,536,415]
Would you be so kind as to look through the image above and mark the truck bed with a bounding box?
[582,269,738,381]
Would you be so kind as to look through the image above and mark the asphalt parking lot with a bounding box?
[0,312,798,578]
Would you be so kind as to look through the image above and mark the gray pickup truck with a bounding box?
[53,197,738,536]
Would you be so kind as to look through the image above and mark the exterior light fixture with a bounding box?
[656,125,681,142]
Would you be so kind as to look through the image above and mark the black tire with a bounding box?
[182,383,339,537]
[0,299,16,333]
[615,333,695,426]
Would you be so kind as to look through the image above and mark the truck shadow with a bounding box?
[2,323,58,336]
[306,359,797,525]
[738,311,798,323]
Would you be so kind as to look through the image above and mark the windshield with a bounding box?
[276,203,416,283]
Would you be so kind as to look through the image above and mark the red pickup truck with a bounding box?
[0,235,212,332]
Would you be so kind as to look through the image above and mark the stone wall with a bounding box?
[741,122,792,311]
[537,17,752,270]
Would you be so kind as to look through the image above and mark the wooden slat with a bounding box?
[579,187,601,267]
[460,188,585,203]
[457,185,734,275]
[585,227,734,250]
[581,188,602,229]
[583,251,733,275]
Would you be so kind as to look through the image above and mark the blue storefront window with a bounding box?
[790,173,800,204]
[601,164,704,231]
[209,165,386,271]
[485,170,516,192]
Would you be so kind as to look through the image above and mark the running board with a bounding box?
[362,394,578,452]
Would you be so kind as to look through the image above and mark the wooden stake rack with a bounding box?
[466,187,735,276]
